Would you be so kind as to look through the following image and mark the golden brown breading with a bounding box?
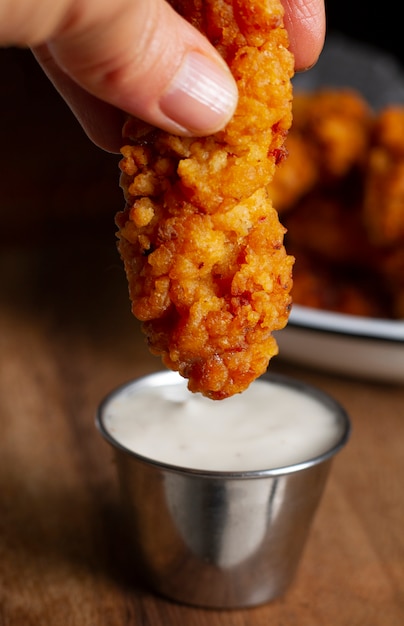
[363,107,404,246]
[116,0,294,399]
[289,253,391,318]
[283,191,377,267]
[267,133,318,214]
[291,89,372,180]
[267,89,372,216]
[378,246,404,318]
[278,92,404,321]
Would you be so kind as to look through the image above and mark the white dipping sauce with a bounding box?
[103,375,343,472]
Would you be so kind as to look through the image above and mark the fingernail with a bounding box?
[160,51,238,134]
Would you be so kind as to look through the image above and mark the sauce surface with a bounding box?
[103,376,343,471]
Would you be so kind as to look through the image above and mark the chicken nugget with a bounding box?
[363,107,404,246]
[290,252,391,318]
[291,89,372,181]
[379,246,404,318]
[267,133,319,214]
[267,89,372,215]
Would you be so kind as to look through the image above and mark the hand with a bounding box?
[1,0,325,152]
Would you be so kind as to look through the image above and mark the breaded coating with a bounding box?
[290,253,391,318]
[116,0,294,399]
[363,107,404,246]
[268,89,372,216]
[267,133,318,214]
[291,89,372,180]
[379,246,404,318]
[284,192,376,267]
[279,90,404,320]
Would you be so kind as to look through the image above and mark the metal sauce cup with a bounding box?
[96,370,351,609]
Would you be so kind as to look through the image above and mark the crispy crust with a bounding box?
[116,0,294,399]
[268,89,373,214]
[363,107,404,246]
[276,89,404,320]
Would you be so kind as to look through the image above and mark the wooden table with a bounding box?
[1,46,404,622]
[1,225,404,626]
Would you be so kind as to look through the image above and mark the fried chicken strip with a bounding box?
[363,107,404,246]
[274,90,404,321]
[268,89,372,215]
[116,0,294,399]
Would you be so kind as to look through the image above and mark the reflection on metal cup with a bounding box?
[96,371,351,609]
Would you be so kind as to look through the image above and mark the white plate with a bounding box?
[276,306,404,383]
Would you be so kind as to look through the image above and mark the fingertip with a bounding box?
[282,0,326,71]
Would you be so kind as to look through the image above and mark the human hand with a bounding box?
[1,0,325,152]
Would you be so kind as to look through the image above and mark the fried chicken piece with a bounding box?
[363,107,404,246]
[379,246,404,318]
[283,190,378,268]
[290,253,391,318]
[283,189,395,318]
[270,89,404,321]
[267,89,372,215]
[291,89,372,180]
[116,0,294,400]
[267,133,318,214]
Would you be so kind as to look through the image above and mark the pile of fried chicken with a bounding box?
[116,0,404,399]
[116,0,294,399]
[269,88,404,320]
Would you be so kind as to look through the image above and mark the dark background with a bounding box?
[0,1,403,242]
[326,0,403,66]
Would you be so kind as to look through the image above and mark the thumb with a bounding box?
[41,0,239,138]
